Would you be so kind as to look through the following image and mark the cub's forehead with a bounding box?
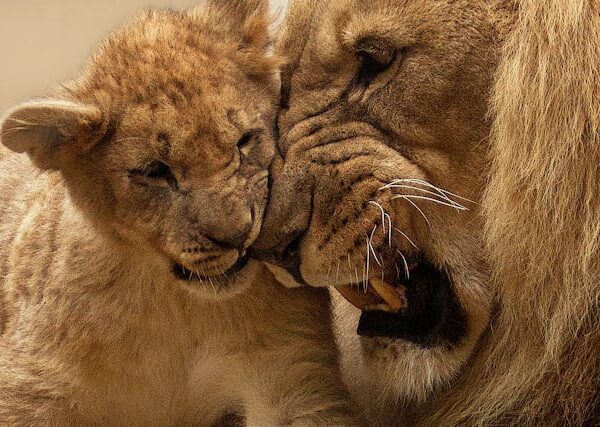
[78,10,255,107]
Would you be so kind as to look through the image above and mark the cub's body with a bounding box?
[0,130,348,426]
[0,159,338,424]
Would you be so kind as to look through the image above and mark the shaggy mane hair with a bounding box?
[432,1,600,424]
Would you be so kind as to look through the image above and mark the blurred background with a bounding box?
[0,0,288,113]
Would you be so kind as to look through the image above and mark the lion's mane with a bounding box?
[432,1,600,424]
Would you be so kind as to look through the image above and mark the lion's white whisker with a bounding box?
[392,194,468,211]
[393,227,419,250]
[347,253,353,279]
[335,259,341,285]
[383,184,467,209]
[384,178,477,204]
[361,257,366,293]
[368,201,387,235]
[364,238,370,291]
[403,193,468,211]
[394,262,401,279]
[368,226,382,267]
[396,250,410,280]
[393,195,432,229]
[384,212,393,247]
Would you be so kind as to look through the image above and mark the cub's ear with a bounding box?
[192,0,271,51]
[0,99,105,170]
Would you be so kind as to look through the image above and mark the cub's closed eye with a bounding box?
[237,132,255,149]
[355,40,397,86]
[236,129,263,157]
[237,129,263,148]
[129,161,178,190]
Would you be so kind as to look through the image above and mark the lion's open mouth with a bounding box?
[335,258,465,345]
[172,253,251,283]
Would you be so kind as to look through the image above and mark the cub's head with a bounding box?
[255,0,511,400]
[0,1,279,298]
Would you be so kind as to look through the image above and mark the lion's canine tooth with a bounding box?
[369,278,408,313]
[335,285,381,310]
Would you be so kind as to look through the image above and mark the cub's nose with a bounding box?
[206,224,252,252]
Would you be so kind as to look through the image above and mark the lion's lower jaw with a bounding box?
[331,271,491,415]
[335,319,464,405]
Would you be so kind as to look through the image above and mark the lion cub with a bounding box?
[0,2,356,425]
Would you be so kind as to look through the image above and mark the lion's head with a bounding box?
[255,0,600,424]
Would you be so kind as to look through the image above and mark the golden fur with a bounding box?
[256,0,599,424]
[0,2,357,425]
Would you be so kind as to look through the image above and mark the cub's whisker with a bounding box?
[208,277,217,294]
[4,117,36,126]
[325,262,333,285]
[1,126,30,137]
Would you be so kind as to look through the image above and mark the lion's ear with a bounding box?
[192,0,271,51]
[0,99,105,170]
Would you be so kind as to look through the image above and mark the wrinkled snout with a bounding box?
[204,217,253,252]
[196,195,255,252]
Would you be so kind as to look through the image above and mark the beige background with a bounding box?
[0,0,287,114]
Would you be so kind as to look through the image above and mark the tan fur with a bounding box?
[0,2,357,425]
[258,0,599,424]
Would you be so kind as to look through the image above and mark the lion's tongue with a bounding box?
[335,278,407,313]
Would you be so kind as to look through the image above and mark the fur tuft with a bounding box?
[432,1,600,424]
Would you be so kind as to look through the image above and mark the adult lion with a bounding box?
[254,0,600,424]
